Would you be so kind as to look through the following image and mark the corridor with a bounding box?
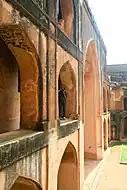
[84,141,127,190]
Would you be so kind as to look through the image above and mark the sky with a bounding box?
[88,0,127,65]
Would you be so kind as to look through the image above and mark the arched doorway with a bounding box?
[10,176,42,190]
[58,61,77,120]
[84,40,102,159]
[103,119,108,150]
[0,24,40,132]
[57,142,78,190]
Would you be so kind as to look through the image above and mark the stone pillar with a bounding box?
[47,37,57,129]
[112,127,116,140]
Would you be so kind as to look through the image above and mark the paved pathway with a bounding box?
[84,142,127,190]
[95,144,127,190]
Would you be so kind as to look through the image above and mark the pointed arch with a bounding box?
[58,61,77,119]
[10,176,43,190]
[0,24,43,131]
[57,142,78,190]
[84,40,102,159]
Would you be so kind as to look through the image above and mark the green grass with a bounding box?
[120,144,127,164]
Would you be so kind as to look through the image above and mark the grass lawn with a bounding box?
[120,144,127,164]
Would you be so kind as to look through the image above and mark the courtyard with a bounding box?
[84,140,127,190]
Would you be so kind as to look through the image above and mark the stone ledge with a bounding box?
[58,120,79,139]
[0,130,48,170]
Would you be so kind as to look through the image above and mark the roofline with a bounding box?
[83,0,107,54]
[107,64,127,66]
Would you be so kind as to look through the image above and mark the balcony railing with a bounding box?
[58,119,79,139]
[7,0,83,62]
[0,130,48,170]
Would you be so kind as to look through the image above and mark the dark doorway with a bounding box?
[58,75,62,90]
[124,117,127,136]
[124,97,127,111]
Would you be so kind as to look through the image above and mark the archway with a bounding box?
[58,61,77,119]
[57,0,75,38]
[84,40,102,160]
[0,24,40,132]
[57,142,78,190]
[103,119,108,150]
[0,37,20,133]
[10,176,42,190]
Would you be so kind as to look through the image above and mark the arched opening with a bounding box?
[10,176,42,190]
[57,142,78,190]
[103,119,108,150]
[57,0,75,39]
[58,61,77,120]
[103,88,107,112]
[0,37,20,133]
[0,24,39,132]
[84,41,102,160]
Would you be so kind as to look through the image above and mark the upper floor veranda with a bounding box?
[0,0,107,72]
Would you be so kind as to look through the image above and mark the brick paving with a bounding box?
[95,144,127,190]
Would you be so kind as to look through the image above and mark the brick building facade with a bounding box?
[0,0,110,189]
[107,64,127,140]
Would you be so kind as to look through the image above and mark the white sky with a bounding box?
[88,0,127,65]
